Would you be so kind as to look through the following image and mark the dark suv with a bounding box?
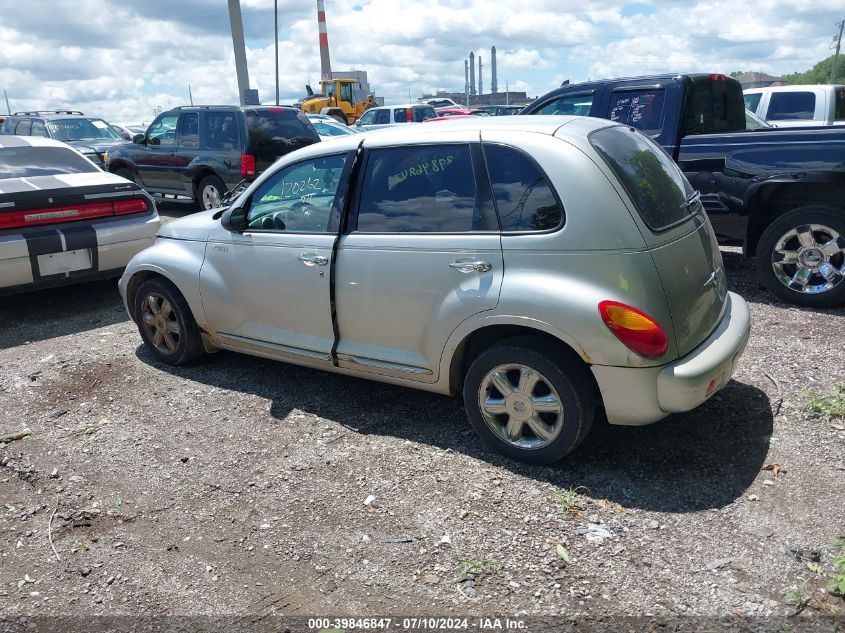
[105,106,321,210]
[0,110,128,168]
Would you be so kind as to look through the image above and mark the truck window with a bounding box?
[743,92,762,112]
[767,92,815,121]
[590,125,694,232]
[535,94,593,116]
[837,87,845,121]
[339,82,353,103]
[683,75,745,135]
[608,89,665,135]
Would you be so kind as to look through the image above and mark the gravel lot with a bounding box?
[1,203,843,627]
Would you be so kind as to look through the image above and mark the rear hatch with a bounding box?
[244,108,320,174]
[590,125,726,358]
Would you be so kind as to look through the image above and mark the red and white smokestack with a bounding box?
[317,0,332,81]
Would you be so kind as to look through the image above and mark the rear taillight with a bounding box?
[406,108,412,122]
[709,73,728,81]
[0,198,149,230]
[599,300,669,358]
[241,153,256,178]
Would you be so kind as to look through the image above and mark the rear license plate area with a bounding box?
[37,249,92,276]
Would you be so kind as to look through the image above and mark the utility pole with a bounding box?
[831,19,844,84]
[227,0,251,105]
[3,89,10,115]
[274,0,279,105]
[188,84,194,106]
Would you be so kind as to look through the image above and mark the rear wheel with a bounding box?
[197,174,226,210]
[135,278,204,365]
[463,337,595,465]
[756,206,845,307]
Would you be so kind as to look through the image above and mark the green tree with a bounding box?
[782,55,845,85]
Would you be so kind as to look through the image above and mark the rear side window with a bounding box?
[245,109,319,147]
[373,109,390,125]
[590,126,693,231]
[393,108,407,123]
[15,119,32,135]
[535,93,594,116]
[609,89,665,135]
[413,107,436,122]
[0,146,98,179]
[178,113,199,148]
[356,144,496,232]
[206,112,239,150]
[767,92,815,120]
[483,144,562,231]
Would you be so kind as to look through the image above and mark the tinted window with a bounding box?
[413,106,436,122]
[245,109,319,147]
[0,119,14,134]
[837,87,845,120]
[246,154,346,233]
[483,144,562,231]
[15,119,32,135]
[767,92,816,120]
[178,113,199,148]
[206,112,238,150]
[31,121,49,137]
[535,93,593,116]
[47,118,122,141]
[357,144,496,232]
[146,114,178,147]
[373,109,390,125]
[590,126,693,231]
[609,89,665,135]
[684,77,745,134]
[393,108,407,123]
[743,92,762,112]
[0,146,98,179]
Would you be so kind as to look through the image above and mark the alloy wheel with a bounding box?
[771,223,845,294]
[477,363,565,450]
[202,184,222,210]
[140,292,181,355]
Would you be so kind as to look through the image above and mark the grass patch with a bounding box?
[456,557,504,582]
[552,485,588,514]
[829,536,845,598]
[805,387,845,418]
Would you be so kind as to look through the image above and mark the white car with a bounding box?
[306,115,359,141]
[744,85,845,127]
[353,104,438,131]
[0,136,159,294]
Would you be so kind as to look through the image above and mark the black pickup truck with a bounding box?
[521,73,845,307]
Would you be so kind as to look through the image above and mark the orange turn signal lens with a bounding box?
[599,300,669,358]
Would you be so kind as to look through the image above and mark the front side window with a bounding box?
[412,106,436,122]
[743,92,762,112]
[483,144,563,231]
[373,109,390,125]
[767,92,816,120]
[15,119,32,135]
[535,93,594,116]
[31,121,49,137]
[356,144,496,233]
[609,89,666,135]
[146,114,179,147]
[357,109,376,125]
[590,125,693,231]
[246,154,347,233]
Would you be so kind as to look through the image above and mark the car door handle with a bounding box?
[298,253,329,267]
[449,260,492,273]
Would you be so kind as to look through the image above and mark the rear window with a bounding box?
[412,106,437,122]
[47,118,123,141]
[684,76,745,135]
[609,89,665,135]
[0,146,98,179]
[767,92,815,121]
[590,126,693,231]
[245,109,319,146]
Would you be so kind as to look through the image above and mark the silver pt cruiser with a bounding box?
[119,117,751,464]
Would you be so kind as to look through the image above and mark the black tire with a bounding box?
[134,277,204,365]
[114,167,134,182]
[756,205,845,308]
[462,337,595,465]
[197,174,227,211]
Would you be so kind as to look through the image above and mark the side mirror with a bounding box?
[132,133,145,144]
[221,206,247,232]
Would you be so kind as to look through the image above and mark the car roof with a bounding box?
[372,103,435,110]
[744,85,840,93]
[0,135,74,149]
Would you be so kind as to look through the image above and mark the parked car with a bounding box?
[0,136,159,295]
[433,108,488,117]
[306,114,359,140]
[105,106,320,210]
[522,73,845,307]
[744,85,845,127]
[354,104,438,131]
[0,110,129,168]
[418,97,462,109]
[119,117,750,464]
[478,105,524,116]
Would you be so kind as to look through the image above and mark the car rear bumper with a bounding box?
[0,212,160,295]
[591,292,751,426]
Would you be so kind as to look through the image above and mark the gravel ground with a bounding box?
[1,204,843,626]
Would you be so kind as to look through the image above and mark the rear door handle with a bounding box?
[449,260,492,273]
[299,253,329,267]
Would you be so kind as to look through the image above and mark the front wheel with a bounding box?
[135,278,205,365]
[197,174,227,211]
[756,206,845,308]
[463,338,595,465]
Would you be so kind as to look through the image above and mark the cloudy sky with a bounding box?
[0,0,841,124]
